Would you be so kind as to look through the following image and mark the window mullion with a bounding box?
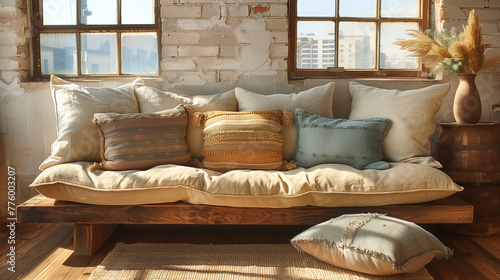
[334,0,340,68]
[117,0,121,25]
[77,31,82,75]
[375,0,381,71]
[117,32,122,75]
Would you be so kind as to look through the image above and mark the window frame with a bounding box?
[288,0,429,79]
[31,0,161,78]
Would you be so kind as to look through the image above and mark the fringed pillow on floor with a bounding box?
[291,213,453,276]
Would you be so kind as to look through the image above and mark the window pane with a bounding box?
[381,0,419,18]
[296,21,335,69]
[122,0,155,24]
[338,22,376,69]
[121,33,158,74]
[43,0,76,25]
[82,0,117,24]
[297,0,335,17]
[81,33,118,74]
[40,33,77,74]
[380,22,419,69]
[339,0,376,17]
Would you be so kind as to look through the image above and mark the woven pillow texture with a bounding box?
[291,213,453,276]
[199,109,294,172]
[91,106,191,171]
[294,108,391,170]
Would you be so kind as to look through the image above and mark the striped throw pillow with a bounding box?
[90,106,192,171]
[200,110,289,172]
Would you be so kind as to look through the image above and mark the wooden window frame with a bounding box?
[288,0,429,79]
[31,0,161,79]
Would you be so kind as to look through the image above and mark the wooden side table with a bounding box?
[435,122,500,237]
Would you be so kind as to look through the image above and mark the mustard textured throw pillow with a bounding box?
[198,109,295,172]
[90,106,192,171]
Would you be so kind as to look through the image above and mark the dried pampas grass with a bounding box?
[394,9,500,74]
[393,30,451,71]
[449,10,490,74]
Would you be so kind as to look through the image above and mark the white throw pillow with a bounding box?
[235,82,335,118]
[135,85,238,159]
[235,83,335,160]
[39,75,142,171]
[348,82,450,164]
[291,213,453,276]
[135,85,237,113]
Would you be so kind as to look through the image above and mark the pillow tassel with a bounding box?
[88,162,103,173]
[184,105,205,127]
[282,111,295,127]
[284,160,297,170]
[188,158,203,168]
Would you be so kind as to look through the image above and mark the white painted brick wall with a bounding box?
[160,0,290,91]
[0,0,29,84]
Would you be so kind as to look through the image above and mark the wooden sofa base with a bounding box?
[17,194,473,256]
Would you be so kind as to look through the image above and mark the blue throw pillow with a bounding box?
[294,108,392,169]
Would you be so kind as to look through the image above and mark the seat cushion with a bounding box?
[31,161,462,207]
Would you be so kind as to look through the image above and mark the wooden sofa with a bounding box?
[17,194,473,256]
[17,77,473,256]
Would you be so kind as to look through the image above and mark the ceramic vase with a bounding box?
[453,73,481,124]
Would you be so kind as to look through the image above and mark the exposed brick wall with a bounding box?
[160,0,292,93]
[0,0,30,85]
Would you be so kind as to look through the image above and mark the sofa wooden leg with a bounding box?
[73,224,118,256]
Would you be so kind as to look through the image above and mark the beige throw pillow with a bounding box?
[135,85,237,159]
[235,83,335,160]
[135,85,237,113]
[348,82,450,164]
[291,213,453,276]
[235,82,335,118]
[39,75,142,171]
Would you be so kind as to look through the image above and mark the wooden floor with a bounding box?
[0,223,499,280]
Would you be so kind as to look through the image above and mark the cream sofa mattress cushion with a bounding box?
[31,162,462,207]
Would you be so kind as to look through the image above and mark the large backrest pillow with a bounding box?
[294,108,391,169]
[40,75,142,171]
[135,85,238,160]
[90,106,192,171]
[235,83,335,161]
[135,84,237,113]
[349,82,450,165]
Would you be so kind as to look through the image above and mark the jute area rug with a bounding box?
[89,243,434,280]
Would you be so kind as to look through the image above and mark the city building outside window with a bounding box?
[289,0,428,78]
[31,0,160,78]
